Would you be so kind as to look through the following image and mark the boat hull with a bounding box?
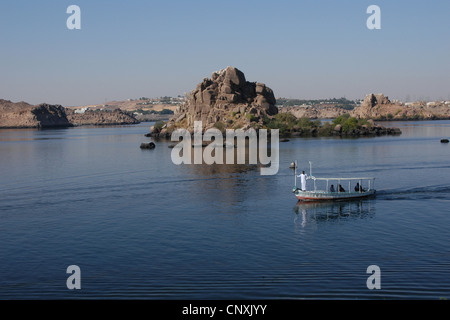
[295,190,376,202]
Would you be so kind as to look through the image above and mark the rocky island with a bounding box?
[0,99,139,128]
[149,67,401,138]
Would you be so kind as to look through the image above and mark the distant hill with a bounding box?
[279,94,450,120]
[277,97,357,110]
[351,94,450,120]
[66,98,180,113]
[66,98,180,122]
[279,105,347,119]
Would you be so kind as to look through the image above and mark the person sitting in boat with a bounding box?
[330,184,335,192]
[338,184,345,192]
[354,183,366,192]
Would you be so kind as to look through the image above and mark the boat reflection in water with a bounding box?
[293,199,376,228]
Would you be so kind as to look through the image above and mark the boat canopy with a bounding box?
[293,161,375,192]
[311,177,375,181]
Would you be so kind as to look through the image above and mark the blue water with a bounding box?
[0,121,449,299]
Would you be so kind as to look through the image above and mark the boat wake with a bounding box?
[376,185,450,201]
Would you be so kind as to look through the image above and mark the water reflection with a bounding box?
[167,133,280,175]
[0,128,71,141]
[165,140,279,207]
[185,163,258,176]
[293,199,376,228]
[183,164,274,207]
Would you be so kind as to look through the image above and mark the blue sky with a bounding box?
[1,0,449,106]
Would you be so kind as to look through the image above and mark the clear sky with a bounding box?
[1,0,449,106]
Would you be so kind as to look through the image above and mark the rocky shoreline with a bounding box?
[65,108,139,126]
[297,122,401,137]
[149,121,401,139]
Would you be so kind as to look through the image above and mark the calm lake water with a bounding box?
[0,121,449,299]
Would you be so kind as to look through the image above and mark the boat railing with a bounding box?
[309,177,375,193]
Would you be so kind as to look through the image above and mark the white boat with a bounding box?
[292,161,376,202]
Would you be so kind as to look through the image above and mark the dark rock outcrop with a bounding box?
[333,124,402,137]
[140,142,156,149]
[31,104,71,127]
[0,99,71,128]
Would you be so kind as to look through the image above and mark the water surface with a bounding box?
[0,121,449,299]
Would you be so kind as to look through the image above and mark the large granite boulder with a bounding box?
[351,93,392,119]
[162,66,278,135]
